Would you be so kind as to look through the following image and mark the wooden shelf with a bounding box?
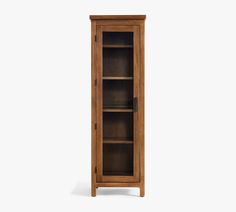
[103,76,133,80]
[103,138,133,144]
[103,44,133,48]
[103,107,133,112]
[103,108,133,113]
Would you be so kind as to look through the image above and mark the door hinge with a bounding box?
[95,123,97,130]
[95,35,97,42]
[95,166,97,173]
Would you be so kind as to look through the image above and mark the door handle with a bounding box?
[133,97,138,112]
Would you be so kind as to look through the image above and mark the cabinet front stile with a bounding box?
[96,26,103,182]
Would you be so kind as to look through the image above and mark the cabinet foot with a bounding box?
[91,186,96,197]
[140,185,145,197]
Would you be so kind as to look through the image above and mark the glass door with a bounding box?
[96,26,140,182]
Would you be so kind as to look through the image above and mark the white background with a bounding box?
[0,0,236,211]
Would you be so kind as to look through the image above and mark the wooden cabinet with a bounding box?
[90,15,146,197]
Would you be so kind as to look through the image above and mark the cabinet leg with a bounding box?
[140,184,145,197]
[91,185,96,197]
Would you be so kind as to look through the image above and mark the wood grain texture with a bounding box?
[96,20,144,26]
[103,80,133,108]
[139,22,145,197]
[133,26,140,182]
[103,144,133,176]
[90,15,146,196]
[90,15,146,20]
[91,20,97,197]
[96,25,103,182]
[103,112,133,141]
[103,48,133,77]
[103,138,133,144]
[96,182,140,187]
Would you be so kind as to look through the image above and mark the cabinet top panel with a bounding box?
[90,15,146,20]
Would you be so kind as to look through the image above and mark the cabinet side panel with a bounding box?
[91,20,97,196]
[139,22,145,196]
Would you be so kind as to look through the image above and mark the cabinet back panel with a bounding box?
[103,48,133,77]
[103,112,133,140]
[103,80,133,108]
[103,144,133,176]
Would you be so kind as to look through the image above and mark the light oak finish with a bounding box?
[90,15,146,197]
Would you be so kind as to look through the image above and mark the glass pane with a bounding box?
[103,112,133,141]
[103,80,133,109]
[102,31,134,176]
[103,32,133,45]
[103,32,133,77]
[103,144,133,176]
[103,48,133,77]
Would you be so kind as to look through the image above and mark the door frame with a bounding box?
[96,25,140,183]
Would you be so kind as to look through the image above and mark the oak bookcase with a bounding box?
[90,15,146,196]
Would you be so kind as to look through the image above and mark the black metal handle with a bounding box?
[133,97,138,112]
